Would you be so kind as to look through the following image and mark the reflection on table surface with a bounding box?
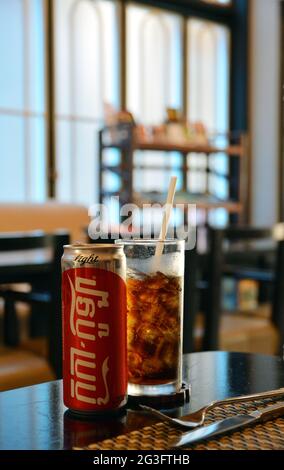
[0,351,283,449]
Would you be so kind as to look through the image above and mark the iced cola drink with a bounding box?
[117,240,184,396]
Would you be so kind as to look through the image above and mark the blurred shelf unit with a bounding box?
[98,123,248,221]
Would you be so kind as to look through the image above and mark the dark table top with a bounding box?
[0,351,284,450]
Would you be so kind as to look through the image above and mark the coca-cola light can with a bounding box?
[61,244,127,416]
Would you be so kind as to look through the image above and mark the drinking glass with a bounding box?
[116,239,184,396]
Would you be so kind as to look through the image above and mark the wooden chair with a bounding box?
[0,231,69,384]
[203,226,284,354]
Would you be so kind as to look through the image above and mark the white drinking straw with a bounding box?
[155,176,177,257]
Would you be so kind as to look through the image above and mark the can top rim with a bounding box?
[63,243,124,250]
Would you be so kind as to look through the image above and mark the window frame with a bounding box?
[280,0,284,221]
[46,0,248,211]
[125,1,249,219]
[45,0,56,198]
[128,1,238,23]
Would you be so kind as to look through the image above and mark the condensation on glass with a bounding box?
[117,239,185,397]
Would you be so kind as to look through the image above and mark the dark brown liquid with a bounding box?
[126,272,182,385]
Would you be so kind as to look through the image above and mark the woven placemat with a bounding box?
[76,398,284,450]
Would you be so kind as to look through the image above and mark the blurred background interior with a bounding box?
[0,0,284,391]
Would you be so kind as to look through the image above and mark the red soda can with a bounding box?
[61,244,127,416]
